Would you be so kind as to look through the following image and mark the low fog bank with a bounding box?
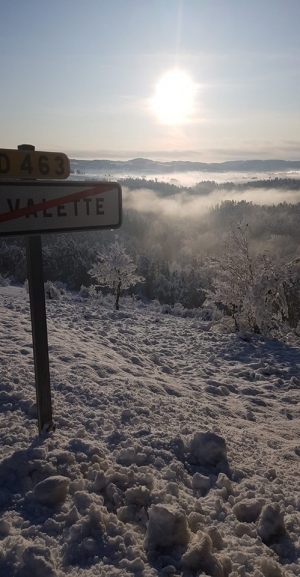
[122,176,300,220]
[70,158,300,187]
[118,178,300,271]
[123,186,300,219]
[2,177,300,314]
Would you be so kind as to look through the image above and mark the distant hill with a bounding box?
[70,157,300,174]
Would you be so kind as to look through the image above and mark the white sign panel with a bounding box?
[0,181,122,236]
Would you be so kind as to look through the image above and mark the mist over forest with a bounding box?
[2,176,300,330]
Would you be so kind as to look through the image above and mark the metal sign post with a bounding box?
[0,144,122,435]
[18,144,54,433]
[26,234,54,433]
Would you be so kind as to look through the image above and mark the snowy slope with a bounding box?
[0,286,300,577]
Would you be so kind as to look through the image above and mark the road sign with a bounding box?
[0,148,70,179]
[0,181,122,236]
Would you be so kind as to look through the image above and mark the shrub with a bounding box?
[44,281,61,300]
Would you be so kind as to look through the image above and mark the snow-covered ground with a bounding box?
[0,286,300,577]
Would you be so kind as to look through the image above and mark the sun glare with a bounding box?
[151,69,196,125]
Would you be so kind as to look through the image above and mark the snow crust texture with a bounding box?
[0,287,300,577]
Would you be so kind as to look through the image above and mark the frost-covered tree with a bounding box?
[89,238,143,310]
[245,254,288,334]
[137,254,157,301]
[204,223,296,335]
[0,240,27,284]
[280,258,300,328]
[204,223,258,331]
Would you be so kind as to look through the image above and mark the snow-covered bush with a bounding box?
[204,223,259,332]
[24,279,64,300]
[172,302,187,316]
[161,303,173,314]
[44,281,62,300]
[53,281,67,294]
[78,284,98,299]
[282,265,300,327]
[147,299,161,312]
[200,305,223,322]
[204,223,299,336]
[245,256,289,335]
[0,274,9,287]
[0,240,27,283]
[89,238,143,310]
[161,302,201,318]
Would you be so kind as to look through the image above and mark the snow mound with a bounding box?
[33,475,70,505]
[0,538,58,577]
[233,498,265,523]
[145,504,190,550]
[261,556,284,577]
[22,542,57,577]
[258,503,285,543]
[181,531,229,576]
[188,431,228,468]
[192,472,210,494]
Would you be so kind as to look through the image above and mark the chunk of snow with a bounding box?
[233,499,265,523]
[181,532,225,576]
[187,511,205,533]
[181,532,212,571]
[189,431,227,467]
[145,504,190,549]
[125,485,150,507]
[260,556,284,577]
[22,543,57,577]
[216,473,232,495]
[33,475,70,505]
[192,472,210,494]
[0,518,10,536]
[258,503,285,542]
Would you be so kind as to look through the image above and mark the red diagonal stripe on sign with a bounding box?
[0,186,114,224]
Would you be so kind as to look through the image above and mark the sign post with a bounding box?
[26,234,54,433]
[0,145,122,435]
[19,144,54,433]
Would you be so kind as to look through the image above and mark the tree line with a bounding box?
[2,196,300,335]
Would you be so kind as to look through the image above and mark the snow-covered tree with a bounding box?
[89,238,143,310]
[204,223,297,335]
[280,258,300,328]
[204,223,258,331]
[245,254,288,334]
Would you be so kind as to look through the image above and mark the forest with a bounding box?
[1,178,300,336]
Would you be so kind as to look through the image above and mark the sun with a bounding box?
[151,69,196,125]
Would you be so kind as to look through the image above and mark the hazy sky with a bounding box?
[1,0,299,161]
